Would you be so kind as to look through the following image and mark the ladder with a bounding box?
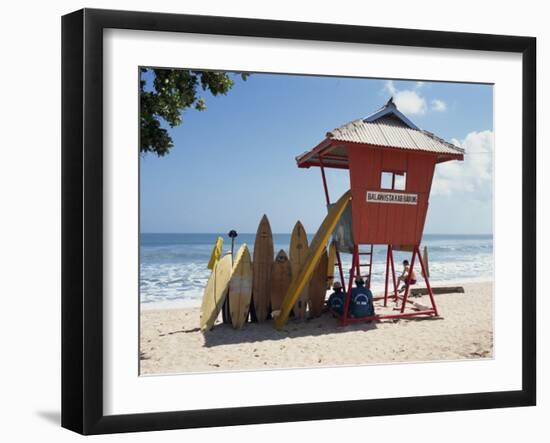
[355,244,374,288]
[332,244,374,292]
[333,247,347,292]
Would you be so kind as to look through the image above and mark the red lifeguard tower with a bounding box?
[296,98,464,324]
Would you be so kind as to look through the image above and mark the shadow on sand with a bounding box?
[158,309,443,348]
[200,314,380,347]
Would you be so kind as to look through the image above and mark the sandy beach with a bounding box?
[140,281,493,375]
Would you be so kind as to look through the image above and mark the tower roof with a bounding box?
[296,98,464,169]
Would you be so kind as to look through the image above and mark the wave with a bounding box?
[140,261,210,305]
[140,234,493,308]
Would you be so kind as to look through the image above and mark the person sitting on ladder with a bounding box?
[397,259,417,293]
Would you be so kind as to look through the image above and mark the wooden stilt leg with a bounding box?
[416,245,438,316]
[384,245,390,307]
[335,249,346,293]
[389,245,398,302]
[341,246,357,325]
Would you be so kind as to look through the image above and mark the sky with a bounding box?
[140,71,493,235]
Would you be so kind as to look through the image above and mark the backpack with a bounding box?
[328,291,345,315]
[351,290,374,318]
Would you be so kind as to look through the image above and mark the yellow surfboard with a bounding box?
[308,247,328,318]
[274,190,351,329]
[200,254,232,332]
[207,236,224,270]
[229,244,253,329]
[327,240,337,289]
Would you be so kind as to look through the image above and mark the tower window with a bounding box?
[380,171,406,191]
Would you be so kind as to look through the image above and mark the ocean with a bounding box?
[140,233,493,309]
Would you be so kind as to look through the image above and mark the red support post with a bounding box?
[400,247,417,313]
[384,245,390,307]
[335,249,346,293]
[341,246,357,326]
[416,245,438,316]
[318,155,331,206]
[343,310,435,323]
[318,154,346,293]
[389,244,398,302]
[367,244,374,288]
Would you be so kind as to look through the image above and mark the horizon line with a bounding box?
[139,232,493,236]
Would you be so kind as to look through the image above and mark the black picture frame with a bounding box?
[61,8,536,435]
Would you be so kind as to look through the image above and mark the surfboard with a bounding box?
[327,240,337,289]
[207,236,224,270]
[270,249,291,318]
[252,215,274,322]
[274,190,351,329]
[308,248,328,318]
[200,254,232,332]
[289,221,309,320]
[229,244,253,329]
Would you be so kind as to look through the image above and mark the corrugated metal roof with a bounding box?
[295,99,464,169]
[327,119,464,155]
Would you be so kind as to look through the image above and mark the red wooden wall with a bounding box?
[347,144,436,246]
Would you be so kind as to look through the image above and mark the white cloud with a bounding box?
[383,81,448,115]
[384,80,427,115]
[431,99,447,112]
[385,80,397,95]
[431,130,494,198]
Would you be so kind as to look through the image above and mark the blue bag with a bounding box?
[350,288,374,318]
[328,291,345,315]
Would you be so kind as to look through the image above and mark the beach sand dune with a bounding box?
[140,282,493,375]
